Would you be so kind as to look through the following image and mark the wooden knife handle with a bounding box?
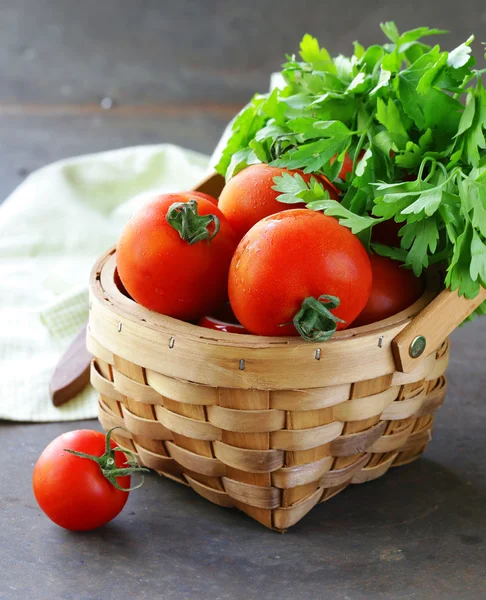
[50,323,92,406]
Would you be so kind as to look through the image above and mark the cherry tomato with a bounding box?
[228,209,372,339]
[353,254,424,327]
[218,164,339,239]
[198,303,248,333]
[117,194,238,320]
[32,429,144,531]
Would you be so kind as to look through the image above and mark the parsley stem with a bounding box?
[351,112,374,181]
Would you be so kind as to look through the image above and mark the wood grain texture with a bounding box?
[2,0,484,107]
[49,323,91,406]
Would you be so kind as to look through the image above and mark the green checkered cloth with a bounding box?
[0,144,211,421]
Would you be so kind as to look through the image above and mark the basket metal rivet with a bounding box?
[169,337,175,349]
[409,335,426,358]
[239,359,245,370]
[378,336,384,348]
[314,348,321,361]
[117,322,122,332]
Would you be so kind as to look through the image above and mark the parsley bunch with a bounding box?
[215,23,486,316]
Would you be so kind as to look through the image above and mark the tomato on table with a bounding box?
[228,209,372,340]
[353,254,424,327]
[218,164,339,239]
[32,429,147,531]
[117,194,237,320]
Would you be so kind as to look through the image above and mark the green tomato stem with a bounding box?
[64,427,149,492]
[166,199,220,244]
[293,295,345,342]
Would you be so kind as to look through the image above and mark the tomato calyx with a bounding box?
[64,427,149,492]
[293,295,345,342]
[166,199,220,244]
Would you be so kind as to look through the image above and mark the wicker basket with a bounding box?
[88,173,486,531]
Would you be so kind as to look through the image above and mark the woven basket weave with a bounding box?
[88,174,486,531]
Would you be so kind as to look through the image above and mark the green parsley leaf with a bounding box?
[447,35,474,69]
[376,97,408,142]
[381,22,400,44]
[215,24,486,303]
[307,199,382,234]
[299,34,336,73]
[470,229,486,285]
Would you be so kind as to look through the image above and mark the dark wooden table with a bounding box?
[1,2,485,599]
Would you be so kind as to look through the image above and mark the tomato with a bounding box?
[332,149,365,180]
[372,219,402,247]
[228,209,372,340]
[198,303,248,333]
[32,429,146,531]
[117,194,237,320]
[218,164,339,239]
[198,315,248,334]
[179,190,218,205]
[353,254,424,327]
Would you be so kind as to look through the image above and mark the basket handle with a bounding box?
[392,286,486,372]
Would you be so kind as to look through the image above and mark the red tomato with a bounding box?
[198,315,248,334]
[228,209,372,339]
[180,190,218,205]
[33,430,142,531]
[332,150,365,180]
[353,254,424,327]
[372,219,402,246]
[198,302,248,333]
[117,195,238,320]
[218,164,339,239]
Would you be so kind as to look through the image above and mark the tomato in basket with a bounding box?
[117,194,238,320]
[228,209,372,341]
[179,190,218,205]
[218,164,339,239]
[331,149,365,181]
[353,254,424,327]
[198,303,248,334]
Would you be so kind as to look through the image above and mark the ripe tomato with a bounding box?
[117,195,237,320]
[372,219,402,247]
[228,210,372,340]
[332,149,365,180]
[179,190,218,205]
[218,164,339,239]
[198,315,248,334]
[198,303,248,333]
[353,254,424,327]
[32,429,146,531]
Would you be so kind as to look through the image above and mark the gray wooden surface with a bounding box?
[1,0,485,200]
[1,1,485,599]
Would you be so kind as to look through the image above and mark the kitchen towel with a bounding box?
[0,144,212,421]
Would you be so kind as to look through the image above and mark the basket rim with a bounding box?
[87,247,442,390]
[91,246,438,350]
